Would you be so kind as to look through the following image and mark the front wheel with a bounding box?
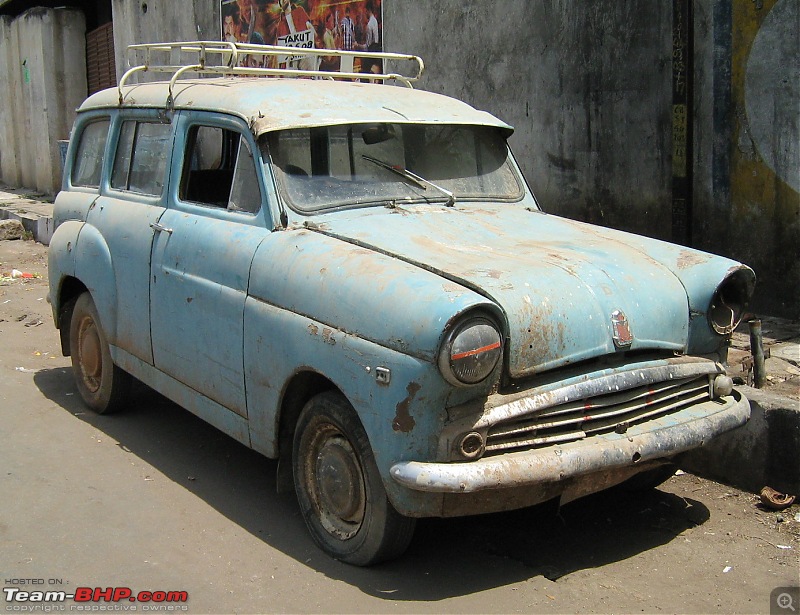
[69,292,131,414]
[293,391,416,565]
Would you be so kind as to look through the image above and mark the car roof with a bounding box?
[78,78,514,137]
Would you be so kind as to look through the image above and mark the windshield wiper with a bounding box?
[361,155,456,207]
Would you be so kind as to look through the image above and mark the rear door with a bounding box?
[85,111,173,364]
[149,111,269,418]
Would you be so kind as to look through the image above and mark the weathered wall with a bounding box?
[384,0,798,317]
[110,0,219,82]
[694,0,799,318]
[0,8,87,193]
[0,15,23,187]
[384,1,674,241]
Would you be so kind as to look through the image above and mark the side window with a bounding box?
[228,139,261,214]
[71,119,110,187]
[111,120,171,196]
[180,125,262,214]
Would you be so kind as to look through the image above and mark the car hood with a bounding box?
[303,205,720,378]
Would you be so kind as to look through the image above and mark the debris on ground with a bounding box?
[1,269,42,283]
[0,219,26,240]
[729,316,800,400]
[759,486,797,510]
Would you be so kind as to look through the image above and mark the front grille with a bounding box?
[484,374,712,454]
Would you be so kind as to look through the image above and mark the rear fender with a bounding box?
[71,223,119,345]
[48,220,82,324]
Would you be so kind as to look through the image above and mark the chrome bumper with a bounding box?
[391,389,750,493]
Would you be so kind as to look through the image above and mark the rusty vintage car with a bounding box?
[49,42,755,565]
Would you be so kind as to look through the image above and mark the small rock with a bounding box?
[0,219,25,240]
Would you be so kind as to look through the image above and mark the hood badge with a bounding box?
[611,310,633,348]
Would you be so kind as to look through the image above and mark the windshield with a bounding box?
[264,123,523,213]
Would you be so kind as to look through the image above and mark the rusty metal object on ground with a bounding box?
[759,486,796,510]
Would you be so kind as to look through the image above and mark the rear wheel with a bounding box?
[69,292,131,414]
[293,391,416,565]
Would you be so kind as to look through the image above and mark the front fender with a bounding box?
[243,296,453,516]
[248,229,499,361]
[586,224,755,353]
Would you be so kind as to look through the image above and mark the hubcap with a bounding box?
[307,425,366,540]
[78,317,102,392]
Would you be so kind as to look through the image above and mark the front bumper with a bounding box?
[390,389,749,493]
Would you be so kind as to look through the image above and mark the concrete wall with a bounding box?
[0,8,87,194]
[385,1,674,241]
[111,0,218,82]
[384,0,798,318]
[682,386,800,495]
[694,0,799,318]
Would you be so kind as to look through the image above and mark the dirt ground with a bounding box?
[1,237,798,614]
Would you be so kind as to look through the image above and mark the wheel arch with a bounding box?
[70,224,119,347]
[275,369,337,493]
[56,276,89,356]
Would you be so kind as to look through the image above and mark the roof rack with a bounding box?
[119,41,425,105]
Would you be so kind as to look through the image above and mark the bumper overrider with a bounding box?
[391,357,750,494]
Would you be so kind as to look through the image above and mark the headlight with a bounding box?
[708,267,755,335]
[438,316,502,386]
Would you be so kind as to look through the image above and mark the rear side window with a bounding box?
[111,120,172,196]
[71,119,110,187]
[180,125,262,214]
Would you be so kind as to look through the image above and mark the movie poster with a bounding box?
[220,0,383,74]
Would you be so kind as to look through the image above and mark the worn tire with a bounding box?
[293,391,416,565]
[69,292,131,414]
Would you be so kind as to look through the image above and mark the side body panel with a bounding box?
[86,196,164,362]
[112,346,251,447]
[244,229,500,516]
[149,111,271,418]
[150,211,265,417]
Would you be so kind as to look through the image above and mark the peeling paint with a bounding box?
[322,327,337,345]
[393,381,420,432]
[677,249,712,270]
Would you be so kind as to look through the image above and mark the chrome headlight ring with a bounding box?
[438,314,503,387]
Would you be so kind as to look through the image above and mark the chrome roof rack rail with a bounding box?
[119,41,425,105]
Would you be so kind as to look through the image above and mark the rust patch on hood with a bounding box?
[677,250,712,270]
[393,382,420,433]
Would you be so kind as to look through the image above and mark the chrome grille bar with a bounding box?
[485,374,712,454]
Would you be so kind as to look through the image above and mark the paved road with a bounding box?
[1,238,798,614]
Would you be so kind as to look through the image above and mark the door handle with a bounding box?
[150,222,173,234]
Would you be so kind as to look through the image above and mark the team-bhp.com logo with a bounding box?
[3,586,189,611]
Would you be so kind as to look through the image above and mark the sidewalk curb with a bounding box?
[0,202,54,245]
[681,386,800,495]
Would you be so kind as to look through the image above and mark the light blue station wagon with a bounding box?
[49,42,755,565]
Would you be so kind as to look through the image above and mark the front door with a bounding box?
[149,112,269,418]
